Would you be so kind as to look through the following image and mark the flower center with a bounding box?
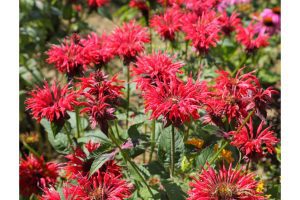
[89,187,106,200]
[215,183,235,199]
[263,16,274,26]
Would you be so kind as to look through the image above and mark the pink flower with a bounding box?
[133,52,183,89]
[80,32,114,67]
[256,8,280,35]
[188,164,264,200]
[20,154,59,197]
[110,21,150,63]
[143,78,207,127]
[87,0,109,8]
[218,11,241,35]
[46,34,84,76]
[182,11,220,54]
[236,23,269,52]
[230,118,279,159]
[150,6,183,41]
[25,81,78,123]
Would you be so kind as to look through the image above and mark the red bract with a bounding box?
[87,0,109,8]
[230,118,279,159]
[185,0,220,15]
[236,23,269,52]
[25,81,78,123]
[143,78,207,127]
[188,164,264,200]
[129,0,149,12]
[80,33,114,67]
[182,11,220,54]
[20,154,59,197]
[133,52,183,89]
[218,11,241,35]
[46,34,84,76]
[64,143,121,178]
[150,6,183,41]
[109,21,150,63]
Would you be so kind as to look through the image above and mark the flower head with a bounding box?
[150,6,183,41]
[182,11,220,54]
[129,0,149,12]
[25,81,78,123]
[133,52,183,89]
[236,23,269,52]
[230,118,279,159]
[20,154,59,197]
[185,0,220,15]
[143,78,207,127]
[188,164,264,200]
[80,33,114,67]
[255,8,280,35]
[218,11,241,35]
[87,0,109,8]
[110,21,150,63]
[46,34,84,76]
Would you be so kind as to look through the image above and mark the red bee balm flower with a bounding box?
[185,0,220,15]
[80,33,114,67]
[110,21,150,63]
[20,154,59,197]
[218,11,241,35]
[25,81,78,123]
[182,11,220,54]
[143,78,207,126]
[230,118,279,159]
[150,6,183,41]
[129,0,149,12]
[46,34,84,76]
[87,0,109,8]
[236,23,269,52]
[133,52,183,89]
[188,164,264,200]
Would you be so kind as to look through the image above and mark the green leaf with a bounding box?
[157,126,184,170]
[127,122,144,140]
[194,145,215,168]
[98,7,112,20]
[161,180,187,200]
[89,153,114,177]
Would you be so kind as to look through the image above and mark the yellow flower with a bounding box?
[20,132,39,144]
[256,181,264,193]
[214,144,234,163]
[186,138,204,149]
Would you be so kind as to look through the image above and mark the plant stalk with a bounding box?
[170,125,175,178]
[126,65,130,129]
[149,120,156,162]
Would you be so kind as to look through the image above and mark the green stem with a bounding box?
[64,124,74,153]
[185,41,188,61]
[126,65,130,129]
[21,140,40,158]
[108,129,154,198]
[75,107,81,138]
[170,125,175,178]
[149,120,156,162]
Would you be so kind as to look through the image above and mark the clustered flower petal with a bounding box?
[25,81,78,123]
[133,52,183,89]
[230,118,279,159]
[20,154,59,197]
[150,6,183,41]
[218,11,241,35]
[188,164,264,200]
[184,0,220,15]
[109,20,150,63]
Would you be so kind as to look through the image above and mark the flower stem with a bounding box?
[108,129,154,198]
[21,140,40,158]
[64,124,74,153]
[75,107,81,138]
[126,65,130,129]
[149,120,156,162]
[170,125,175,178]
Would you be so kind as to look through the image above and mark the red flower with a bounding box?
[25,81,78,123]
[230,118,279,159]
[133,52,183,89]
[20,154,59,197]
[185,0,220,15]
[64,142,121,178]
[143,78,207,126]
[150,6,183,41]
[40,186,85,200]
[110,20,150,63]
[236,23,269,52]
[218,11,241,35]
[46,34,84,76]
[157,0,184,7]
[87,0,109,8]
[80,33,114,67]
[188,164,264,200]
[182,11,220,54]
[129,0,149,12]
